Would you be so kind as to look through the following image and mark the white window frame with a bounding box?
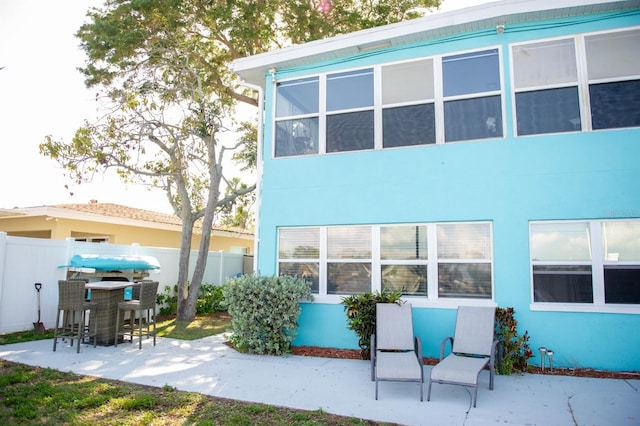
[271,46,506,159]
[510,26,640,137]
[74,236,109,243]
[440,46,506,143]
[530,219,640,314]
[277,222,495,308]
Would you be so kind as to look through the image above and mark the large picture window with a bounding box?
[277,222,493,302]
[530,220,640,308]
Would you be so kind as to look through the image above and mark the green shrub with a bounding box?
[223,274,313,355]
[156,283,226,316]
[196,283,226,314]
[495,307,533,375]
[157,285,178,316]
[341,291,403,360]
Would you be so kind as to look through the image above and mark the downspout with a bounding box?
[236,80,264,274]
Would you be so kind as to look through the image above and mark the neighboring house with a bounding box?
[231,0,640,371]
[0,201,254,254]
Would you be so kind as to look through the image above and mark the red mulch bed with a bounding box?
[290,346,640,380]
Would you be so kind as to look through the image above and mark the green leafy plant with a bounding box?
[495,307,533,375]
[223,274,313,355]
[341,291,403,360]
[157,283,226,316]
[196,283,226,314]
[157,285,178,315]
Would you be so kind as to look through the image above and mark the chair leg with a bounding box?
[138,309,143,349]
[473,385,478,408]
[91,308,98,348]
[427,380,432,401]
[375,379,379,400]
[52,310,61,351]
[151,307,156,346]
[76,311,84,353]
[114,308,120,347]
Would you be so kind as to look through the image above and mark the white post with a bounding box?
[218,250,225,285]
[0,232,7,321]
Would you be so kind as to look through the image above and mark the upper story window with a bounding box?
[585,29,640,130]
[272,47,503,158]
[443,49,503,142]
[326,69,375,152]
[512,28,640,136]
[274,77,320,157]
[381,59,436,147]
[512,38,580,135]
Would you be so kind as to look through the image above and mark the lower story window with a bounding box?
[530,219,640,307]
[277,222,493,300]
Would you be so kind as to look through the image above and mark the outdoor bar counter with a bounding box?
[86,281,140,345]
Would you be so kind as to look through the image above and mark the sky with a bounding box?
[0,0,493,215]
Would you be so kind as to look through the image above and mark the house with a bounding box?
[231,0,640,371]
[0,201,254,254]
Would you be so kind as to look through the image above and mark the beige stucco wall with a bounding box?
[0,215,252,253]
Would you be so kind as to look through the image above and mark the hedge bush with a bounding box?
[223,275,313,355]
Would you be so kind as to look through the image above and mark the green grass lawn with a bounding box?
[0,312,232,345]
[0,360,382,425]
[0,313,389,425]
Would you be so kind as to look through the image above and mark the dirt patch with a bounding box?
[290,346,640,380]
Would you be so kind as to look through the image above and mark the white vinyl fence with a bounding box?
[0,232,248,334]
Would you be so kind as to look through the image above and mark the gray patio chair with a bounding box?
[53,280,98,353]
[371,303,424,401]
[427,306,498,407]
[114,280,159,349]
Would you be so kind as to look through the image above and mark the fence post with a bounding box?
[218,250,225,285]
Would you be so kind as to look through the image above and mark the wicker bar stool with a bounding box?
[53,280,98,353]
[115,281,159,349]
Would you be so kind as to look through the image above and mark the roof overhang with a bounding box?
[231,0,639,87]
[0,209,26,218]
[6,206,184,232]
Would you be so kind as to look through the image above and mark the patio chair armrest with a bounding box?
[370,334,376,381]
[439,336,454,361]
[414,335,423,363]
[491,339,500,371]
[489,339,499,390]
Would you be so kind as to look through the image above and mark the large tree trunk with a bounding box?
[176,215,196,321]
[183,139,222,321]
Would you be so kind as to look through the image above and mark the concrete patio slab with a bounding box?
[1,336,638,426]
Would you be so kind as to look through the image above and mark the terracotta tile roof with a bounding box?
[52,202,253,236]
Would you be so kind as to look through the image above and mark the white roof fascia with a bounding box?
[231,0,638,86]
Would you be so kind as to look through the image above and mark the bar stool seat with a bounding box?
[115,281,159,349]
[53,280,98,353]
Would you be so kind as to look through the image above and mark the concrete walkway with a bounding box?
[1,336,639,425]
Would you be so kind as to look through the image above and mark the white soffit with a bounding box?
[231,0,640,86]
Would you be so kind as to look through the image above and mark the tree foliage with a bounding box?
[39,0,440,321]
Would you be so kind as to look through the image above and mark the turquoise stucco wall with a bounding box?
[256,10,640,371]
